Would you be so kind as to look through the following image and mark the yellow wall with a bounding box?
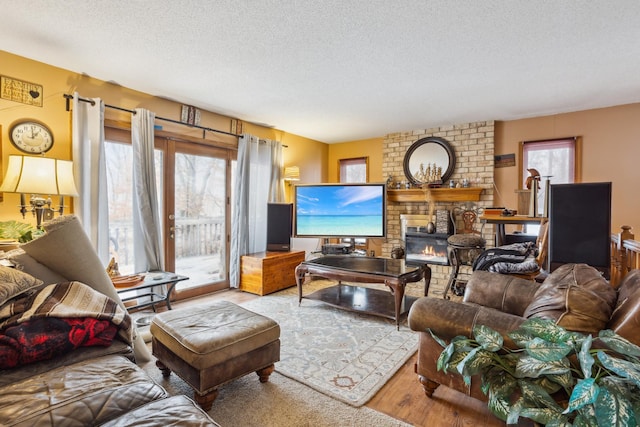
[326,138,384,183]
[0,50,327,225]
[494,103,640,232]
[3,49,639,235]
[326,137,384,254]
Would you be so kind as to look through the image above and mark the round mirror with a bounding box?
[403,137,456,186]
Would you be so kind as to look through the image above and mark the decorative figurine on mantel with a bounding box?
[415,162,443,187]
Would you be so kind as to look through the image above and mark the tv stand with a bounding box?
[321,243,353,255]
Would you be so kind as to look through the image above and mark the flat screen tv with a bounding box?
[294,183,387,238]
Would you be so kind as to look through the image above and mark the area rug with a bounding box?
[142,358,410,427]
[239,280,419,407]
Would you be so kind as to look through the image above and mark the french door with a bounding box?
[105,128,234,301]
[165,140,233,299]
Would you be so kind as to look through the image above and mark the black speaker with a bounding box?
[266,203,293,251]
[548,182,611,278]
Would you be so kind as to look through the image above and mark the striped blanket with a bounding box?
[0,281,132,368]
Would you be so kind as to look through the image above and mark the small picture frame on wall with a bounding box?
[0,75,43,107]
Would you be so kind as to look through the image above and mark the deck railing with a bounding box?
[109,217,224,267]
[610,225,639,286]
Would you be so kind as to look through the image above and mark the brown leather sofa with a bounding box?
[0,216,220,426]
[408,263,640,402]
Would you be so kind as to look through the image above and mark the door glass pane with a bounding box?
[105,141,163,275]
[174,152,226,290]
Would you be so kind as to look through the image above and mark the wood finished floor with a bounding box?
[166,287,506,427]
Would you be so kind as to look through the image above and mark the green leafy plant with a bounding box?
[431,318,640,426]
[0,220,41,243]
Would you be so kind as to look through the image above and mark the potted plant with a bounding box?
[0,220,41,243]
[431,318,640,426]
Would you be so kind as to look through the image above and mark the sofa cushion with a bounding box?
[607,269,640,346]
[101,395,221,427]
[0,265,43,306]
[0,354,167,426]
[523,263,617,334]
[0,339,134,388]
[3,249,69,285]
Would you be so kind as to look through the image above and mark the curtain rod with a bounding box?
[63,93,241,138]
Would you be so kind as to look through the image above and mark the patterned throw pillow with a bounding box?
[0,265,44,306]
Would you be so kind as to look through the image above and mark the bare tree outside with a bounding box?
[173,152,226,289]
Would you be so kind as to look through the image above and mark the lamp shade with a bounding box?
[284,166,300,181]
[0,155,79,196]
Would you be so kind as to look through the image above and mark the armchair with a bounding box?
[408,263,640,402]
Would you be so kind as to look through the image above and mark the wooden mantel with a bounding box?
[387,187,483,203]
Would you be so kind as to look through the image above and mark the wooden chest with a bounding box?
[240,250,305,295]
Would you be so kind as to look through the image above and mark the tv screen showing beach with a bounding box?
[294,183,386,238]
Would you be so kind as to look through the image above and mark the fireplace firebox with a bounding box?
[405,231,450,266]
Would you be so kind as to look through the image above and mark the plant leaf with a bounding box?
[598,375,640,408]
[599,329,640,358]
[532,375,565,395]
[451,335,475,352]
[598,351,640,388]
[594,385,636,427]
[515,355,570,378]
[0,220,38,242]
[488,385,517,422]
[446,349,470,374]
[545,371,575,391]
[519,407,569,425]
[458,347,495,377]
[506,397,524,425]
[519,380,564,411]
[564,378,598,414]
[579,334,594,379]
[427,328,448,348]
[483,367,518,396]
[436,342,455,372]
[508,328,534,348]
[574,406,599,427]
[473,324,503,351]
[526,337,573,361]
[517,318,579,343]
[545,418,574,427]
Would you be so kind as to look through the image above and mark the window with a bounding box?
[339,157,369,247]
[339,157,368,183]
[520,136,581,221]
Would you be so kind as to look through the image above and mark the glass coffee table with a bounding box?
[295,256,430,329]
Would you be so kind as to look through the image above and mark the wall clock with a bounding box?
[9,120,54,154]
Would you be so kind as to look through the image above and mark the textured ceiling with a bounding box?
[2,1,640,143]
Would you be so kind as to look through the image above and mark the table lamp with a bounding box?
[0,155,79,229]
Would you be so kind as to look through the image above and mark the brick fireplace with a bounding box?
[382,122,495,296]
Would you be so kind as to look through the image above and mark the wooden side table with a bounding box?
[240,250,306,295]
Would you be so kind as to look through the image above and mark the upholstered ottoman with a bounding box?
[150,301,280,410]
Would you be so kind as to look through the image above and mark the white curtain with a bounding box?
[71,92,109,265]
[131,108,164,273]
[230,135,284,287]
